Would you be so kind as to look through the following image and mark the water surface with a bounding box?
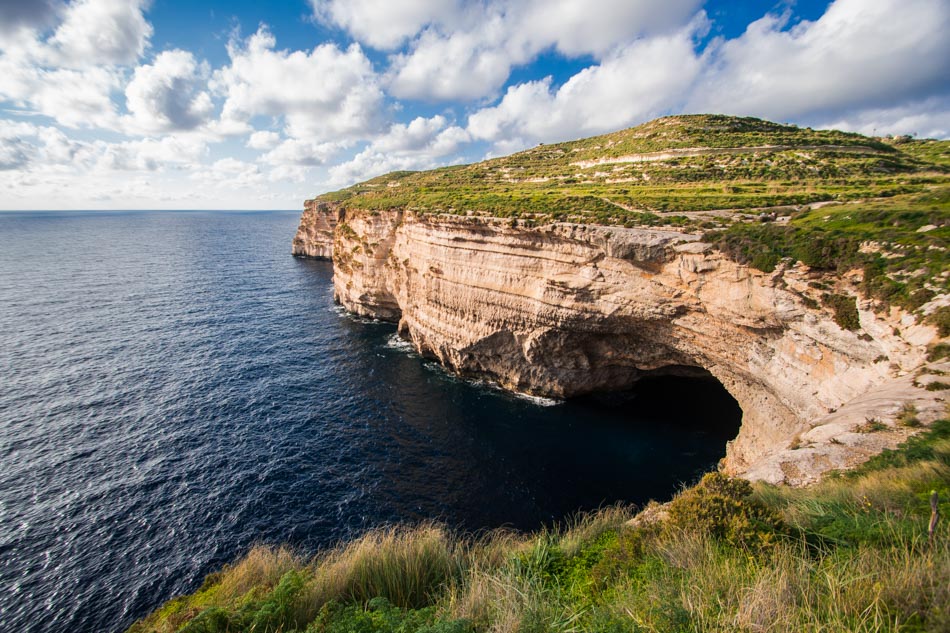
[0,211,739,632]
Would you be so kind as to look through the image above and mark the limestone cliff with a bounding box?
[291,199,338,259]
[293,202,945,483]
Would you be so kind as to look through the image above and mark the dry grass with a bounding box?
[293,523,464,620]
[129,422,950,633]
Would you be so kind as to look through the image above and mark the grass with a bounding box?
[311,114,949,317]
[313,115,946,225]
[706,187,950,313]
[129,420,950,633]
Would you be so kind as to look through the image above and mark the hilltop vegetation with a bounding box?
[129,419,950,633]
[317,114,949,322]
[318,115,946,224]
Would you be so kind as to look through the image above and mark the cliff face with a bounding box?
[294,203,942,482]
[291,199,339,259]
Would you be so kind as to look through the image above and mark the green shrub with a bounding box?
[667,473,787,550]
[822,293,861,330]
[930,306,950,337]
[177,608,235,633]
[308,598,471,633]
[929,343,950,361]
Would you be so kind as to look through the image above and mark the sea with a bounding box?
[0,210,740,632]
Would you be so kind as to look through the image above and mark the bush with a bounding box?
[822,293,861,330]
[667,473,786,550]
[930,306,950,337]
[307,598,471,633]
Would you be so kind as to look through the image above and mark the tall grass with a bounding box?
[297,523,463,614]
[129,422,950,633]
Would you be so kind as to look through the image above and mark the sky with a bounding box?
[0,0,948,210]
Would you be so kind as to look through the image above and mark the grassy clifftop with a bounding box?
[130,419,950,633]
[318,114,950,327]
[318,114,947,223]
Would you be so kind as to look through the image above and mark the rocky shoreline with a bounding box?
[293,202,945,484]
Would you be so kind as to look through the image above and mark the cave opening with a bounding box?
[574,365,743,454]
[488,366,746,524]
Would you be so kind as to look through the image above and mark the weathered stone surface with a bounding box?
[292,203,943,482]
[291,199,338,259]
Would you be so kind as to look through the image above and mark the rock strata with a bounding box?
[293,201,942,482]
[291,199,338,259]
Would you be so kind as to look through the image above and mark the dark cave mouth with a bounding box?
[576,366,744,441]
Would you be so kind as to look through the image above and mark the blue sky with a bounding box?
[0,0,947,210]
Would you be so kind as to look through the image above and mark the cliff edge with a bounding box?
[293,115,949,484]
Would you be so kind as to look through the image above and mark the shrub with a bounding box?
[929,343,950,361]
[930,306,950,337]
[667,473,786,550]
[898,403,921,427]
[822,293,861,330]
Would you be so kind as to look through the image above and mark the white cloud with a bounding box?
[327,114,469,186]
[387,19,514,101]
[0,120,38,169]
[246,130,281,150]
[5,65,123,129]
[213,27,384,142]
[47,0,152,67]
[467,22,704,148]
[124,49,213,133]
[97,134,208,171]
[311,0,461,50]
[0,0,154,131]
[688,0,950,123]
[259,138,346,166]
[514,0,702,57]
[819,98,950,140]
[383,0,702,101]
[192,157,266,187]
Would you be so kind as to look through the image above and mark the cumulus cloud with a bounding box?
[379,0,702,101]
[246,130,281,150]
[213,27,384,142]
[190,157,266,188]
[467,22,704,149]
[465,0,950,151]
[97,134,208,171]
[0,60,122,128]
[0,121,39,169]
[0,0,154,131]
[688,0,950,123]
[124,49,213,133]
[327,115,470,186]
[259,138,346,166]
[819,98,950,140]
[311,0,461,50]
[47,0,152,67]
[387,19,514,101]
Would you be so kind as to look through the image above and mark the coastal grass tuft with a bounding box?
[129,420,950,633]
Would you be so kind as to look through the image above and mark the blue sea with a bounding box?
[0,211,740,632]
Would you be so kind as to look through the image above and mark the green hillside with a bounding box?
[318,114,947,226]
[318,114,949,325]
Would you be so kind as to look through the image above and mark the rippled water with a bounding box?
[0,211,740,632]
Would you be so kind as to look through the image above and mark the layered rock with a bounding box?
[291,199,338,259]
[294,202,941,481]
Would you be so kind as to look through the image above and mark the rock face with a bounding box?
[291,199,339,259]
[293,202,941,481]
